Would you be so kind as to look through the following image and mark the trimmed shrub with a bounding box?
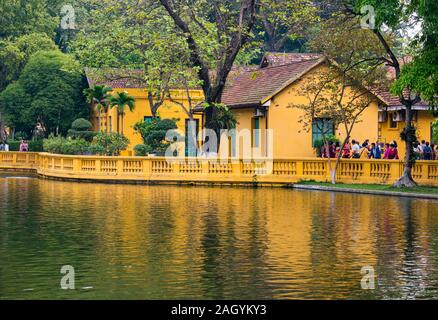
[71,118,92,131]
[133,118,179,155]
[43,136,90,155]
[313,135,340,157]
[68,118,95,142]
[89,132,129,156]
[134,144,152,156]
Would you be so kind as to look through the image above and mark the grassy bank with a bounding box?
[297,181,438,196]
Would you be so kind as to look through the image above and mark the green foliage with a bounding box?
[204,104,237,132]
[6,140,43,152]
[133,144,151,157]
[351,0,403,28]
[313,135,340,150]
[133,118,178,154]
[109,91,135,115]
[68,118,95,142]
[0,32,58,92]
[258,0,319,51]
[43,132,129,156]
[0,0,61,39]
[351,0,438,108]
[71,118,92,132]
[89,132,129,156]
[83,85,113,111]
[13,131,29,140]
[43,136,91,155]
[0,82,33,134]
[0,50,88,137]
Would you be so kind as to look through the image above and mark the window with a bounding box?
[312,118,334,147]
[253,118,260,148]
[230,131,237,157]
[185,119,199,157]
[389,113,398,129]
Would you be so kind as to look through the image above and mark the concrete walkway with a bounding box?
[293,184,438,200]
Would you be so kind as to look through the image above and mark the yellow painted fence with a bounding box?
[1,152,438,186]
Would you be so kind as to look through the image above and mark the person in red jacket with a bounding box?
[386,143,399,160]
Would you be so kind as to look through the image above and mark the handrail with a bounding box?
[1,151,437,186]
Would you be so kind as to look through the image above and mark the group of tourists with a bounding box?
[0,140,29,152]
[413,140,437,160]
[321,139,438,161]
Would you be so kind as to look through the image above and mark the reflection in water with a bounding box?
[0,175,437,299]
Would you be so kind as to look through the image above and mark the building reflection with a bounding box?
[1,176,437,299]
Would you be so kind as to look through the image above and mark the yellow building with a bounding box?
[85,53,437,159]
[376,89,437,156]
[218,54,382,158]
[86,70,204,156]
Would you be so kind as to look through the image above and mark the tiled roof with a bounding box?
[260,53,431,109]
[222,58,325,107]
[85,59,325,108]
[260,52,324,68]
[374,86,429,109]
[88,52,427,109]
[374,57,430,108]
[85,68,147,89]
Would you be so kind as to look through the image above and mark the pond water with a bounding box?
[0,173,438,300]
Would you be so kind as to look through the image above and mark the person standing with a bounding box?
[420,140,427,160]
[387,143,399,160]
[19,140,29,152]
[360,142,370,159]
[423,142,433,161]
[351,140,361,159]
[383,143,390,159]
[369,143,382,159]
[342,140,351,159]
[413,141,422,160]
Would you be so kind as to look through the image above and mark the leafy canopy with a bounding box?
[0,50,88,137]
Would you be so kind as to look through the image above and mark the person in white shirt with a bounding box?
[351,140,361,158]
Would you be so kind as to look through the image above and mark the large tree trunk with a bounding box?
[97,110,101,132]
[106,109,110,133]
[116,112,120,134]
[121,113,124,136]
[394,104,417,188]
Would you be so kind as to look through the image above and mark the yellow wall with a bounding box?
[379,110,437,157]
[89,69,434,160]
[233,108,267,158]
[91,88,204,155]
[266,66,380,158]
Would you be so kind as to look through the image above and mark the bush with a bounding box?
[90,132,129,156]
[68,118,95,142]
[43,136,90,155]
[71,118,92,131]
[14,131,29,140]
[313,135,340,150]
[133,144,152,156]
[313,135,340,157]
[133,118,179,155]
[6,140,44,152]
